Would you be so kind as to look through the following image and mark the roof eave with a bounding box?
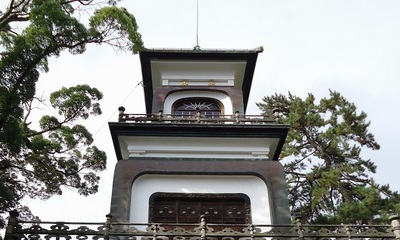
[109,122,289,161]
[139,48,263,114]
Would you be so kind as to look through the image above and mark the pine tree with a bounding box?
[257,90,400,224]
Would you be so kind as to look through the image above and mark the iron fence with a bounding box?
[4,212,400,240]
[117,108,278,125]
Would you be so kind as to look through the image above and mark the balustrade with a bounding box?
[4,211,400,240]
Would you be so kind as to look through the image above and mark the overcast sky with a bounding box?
[26,0,400,223]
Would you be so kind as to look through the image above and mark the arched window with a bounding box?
[173,98,222,118]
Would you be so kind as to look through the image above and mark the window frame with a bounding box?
[148,192,252,224]
[172,98,224,118]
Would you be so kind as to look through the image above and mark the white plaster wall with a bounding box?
[122,136,273,159]
[130,175,271,224]
[163,91,233,115]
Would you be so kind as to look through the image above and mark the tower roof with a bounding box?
[139,47,263,114]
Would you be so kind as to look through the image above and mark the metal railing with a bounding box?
[5,212,400,240]
[117,108,278,125]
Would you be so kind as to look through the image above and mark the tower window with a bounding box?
[173,98,222,118]
[149,193,251,225]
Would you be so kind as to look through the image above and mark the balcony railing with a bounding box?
[4,212,400,240]
[117,108,278,125]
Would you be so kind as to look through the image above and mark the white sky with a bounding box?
[24,0,400,223]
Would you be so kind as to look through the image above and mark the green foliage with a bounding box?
[257,90,400,224]
[50,85,103,121]
[0,84,107,228]
[89,6,143,53]
[0,0,143,228]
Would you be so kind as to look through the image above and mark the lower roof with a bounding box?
[109,122,289,161]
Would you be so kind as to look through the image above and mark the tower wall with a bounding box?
[109,159,290,225]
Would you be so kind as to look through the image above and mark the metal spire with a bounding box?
[193,0,201,50]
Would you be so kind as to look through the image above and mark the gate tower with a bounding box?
[108,48,291,227]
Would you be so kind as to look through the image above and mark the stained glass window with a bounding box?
[173,98,222,118]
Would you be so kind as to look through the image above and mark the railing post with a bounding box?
[344,225,352,240]
[272,108,280,122]
[389,214,400,239]
[248,224,255,240]
[234,111,240,124]
[295,215,304,240]
[200,215,207,240]
[196,110,201,123]
[104,214,112,240]
[118,106,126,122]
[5,210,19,240]
[158,110,163,121]
[151,224,161,240]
